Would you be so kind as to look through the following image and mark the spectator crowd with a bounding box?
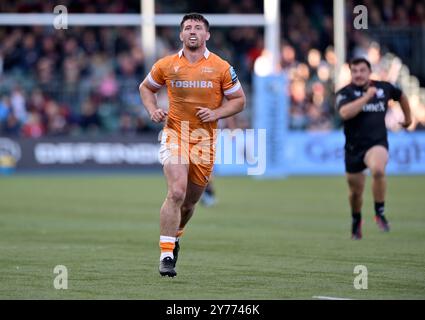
[1,0,424,138]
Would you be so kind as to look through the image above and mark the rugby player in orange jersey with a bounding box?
[139,13,246,277]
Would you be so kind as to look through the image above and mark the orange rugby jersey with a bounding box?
[147,49,241,142]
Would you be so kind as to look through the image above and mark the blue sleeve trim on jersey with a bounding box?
[229,66,238,84]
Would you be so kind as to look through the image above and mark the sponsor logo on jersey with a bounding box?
[376,88,384,98]
[201,67,214,73]
[169,80,213,88]
[362,101,385,112]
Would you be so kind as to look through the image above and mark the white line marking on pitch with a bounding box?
[312,296,352,300]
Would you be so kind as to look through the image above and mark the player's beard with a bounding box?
[186,40,200,51]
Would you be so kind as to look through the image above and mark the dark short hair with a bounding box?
[349,57,372,70]
[180,13,209,31]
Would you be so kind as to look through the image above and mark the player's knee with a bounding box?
[168,186,186,204]
[348,179,363,197]
[371,167,385,179]
[349,188,363,200]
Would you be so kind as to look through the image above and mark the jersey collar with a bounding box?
[178,48,210,59]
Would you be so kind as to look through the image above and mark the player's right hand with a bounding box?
[365,86,377,99]
[150,109,168,123]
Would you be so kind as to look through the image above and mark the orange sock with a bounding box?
[159,236,175,260]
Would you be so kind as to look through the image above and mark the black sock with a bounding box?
[352,212,361,223]
[352,212,361,234]
[375,202,385,216]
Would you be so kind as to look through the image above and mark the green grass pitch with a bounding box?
[0,175,424,299]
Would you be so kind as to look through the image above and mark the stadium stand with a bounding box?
[0,0,424,137]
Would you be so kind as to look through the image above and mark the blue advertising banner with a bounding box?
[283,131,345,175]
[280,131,425,175]
[215,130,425,176]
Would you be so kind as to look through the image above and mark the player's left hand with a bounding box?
[196,107,217,122]
[399,118,412,129]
